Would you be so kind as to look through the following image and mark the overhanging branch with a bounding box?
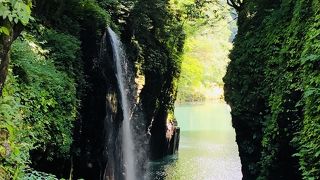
[227,0,243,11]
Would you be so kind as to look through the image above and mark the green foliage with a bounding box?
[40,28,86,98]
[41,29,81,74]
[0,74,32,179]
[33,0,112,37]
[123,0,186,159]
[224,0,320,179]
[11,38,78,158]
[0,36,78,178]
[0,0,32,35]
[0,26,10,35]
[76,0,111,28]
[0,0,113,177]
[177,2,234,103]
[23,169,58,180]
[294,2,320,178]
[129,0,186,107]
[177,54,204,102]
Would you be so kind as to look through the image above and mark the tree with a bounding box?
[226,0,243,11]
[0,0,32,95]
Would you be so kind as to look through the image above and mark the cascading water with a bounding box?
[108,27,136,180]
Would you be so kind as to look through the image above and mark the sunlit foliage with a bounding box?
[177,0,234,103]
[0,0,32,35]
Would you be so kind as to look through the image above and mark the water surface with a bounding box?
[149,102,242,180]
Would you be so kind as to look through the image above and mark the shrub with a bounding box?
[0,36,78,178]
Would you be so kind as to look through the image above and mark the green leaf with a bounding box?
[14,17,18,24]
[0,4,8,17]
[304,88,319,98]
[8,14,13,22]
[0,26,10,35]
[301,54,320,64]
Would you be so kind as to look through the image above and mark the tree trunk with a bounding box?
[0,36,12,96]
[0,24,23,96]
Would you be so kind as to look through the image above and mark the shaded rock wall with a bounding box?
[73,29,123,180]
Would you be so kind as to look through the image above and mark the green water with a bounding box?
[149,102,242,180]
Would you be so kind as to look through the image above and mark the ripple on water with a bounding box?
[149,103,242,180]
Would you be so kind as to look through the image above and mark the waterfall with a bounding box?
[108,27,136,180]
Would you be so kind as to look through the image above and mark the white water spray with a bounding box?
[108,27,136,180]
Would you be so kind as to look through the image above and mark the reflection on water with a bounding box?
[149,102,242,180]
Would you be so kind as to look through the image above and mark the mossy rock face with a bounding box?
[224,0,320,179]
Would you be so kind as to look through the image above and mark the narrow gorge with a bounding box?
[0,0,319,180]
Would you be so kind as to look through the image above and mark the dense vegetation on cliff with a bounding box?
[224,0,320,179]
[0,0,187,179]
[1,0,319,179]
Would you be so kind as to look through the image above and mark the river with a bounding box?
[148,102,242,180]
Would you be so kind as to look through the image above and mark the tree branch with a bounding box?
[226,0,243,11]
